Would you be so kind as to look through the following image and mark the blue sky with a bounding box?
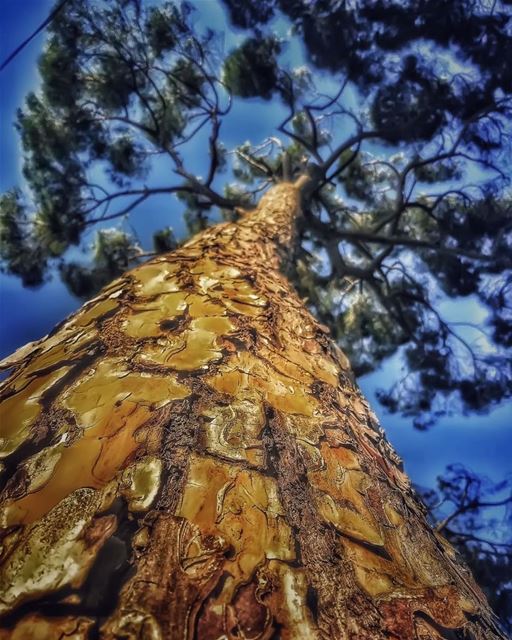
[0,0,511,497]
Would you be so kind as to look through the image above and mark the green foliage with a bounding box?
[484,276,512,349]
[337,152,375,204]
[278,0,379,84]
[371,79,445,143]
[89,56,138,111]
[336,292,412,375]
[108,135,146,178]
[223,183,254,207]
[291,111,331,148]
[437,197,512,253]
[60,229,139,298]
[0,190,47,286]
[146,6,178,57]
[175,188,213,235]
[223,36,281,100]
[149,93,186,147]
[153,227,177,253]
[413,159,461,184]
[221,0,274,29]
[38,37,80,109]
[172,58,205,97]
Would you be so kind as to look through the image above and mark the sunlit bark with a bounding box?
[0,181,506,639]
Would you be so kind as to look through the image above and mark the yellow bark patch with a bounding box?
[120,456,162,512]
[317,494,384,546]
[277,342,340,388]
[16,440,66,496]
[259,345,315,385]
[2,362,188,525]
[132,262,180,296]
[2,402,148,525]
[74,296,119,328]
[341,536,398,592]
[122,292,187,338]
[206,351,317,416]
[189,259,241,279]
[0,614,94,640]
[63,359,189,430]
[354,564,394,598]
[282,414,330,448]
[190,258,267,316]
[383,501,404,527]
[14,336,90,383]
[340,523,441,595]
[188,296,226,317]
[309,445,375,528]
[265,561,319,639]
[202,391,265,467]
[0,489,116,614]
[0,367,70,459]
[176,454,295,601]
[101,611,163,640]
[138,335,188,367]
[138,315,234,370]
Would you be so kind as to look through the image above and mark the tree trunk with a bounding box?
[0,181,505,639]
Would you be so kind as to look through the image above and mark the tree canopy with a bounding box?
[1,0,511,430]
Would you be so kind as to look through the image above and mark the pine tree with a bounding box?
[0,0,511,636]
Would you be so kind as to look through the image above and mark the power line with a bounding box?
[0,0,71,73]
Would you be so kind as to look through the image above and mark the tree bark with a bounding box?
[0,181,505,639]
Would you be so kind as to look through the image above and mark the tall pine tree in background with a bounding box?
[0,0,511,636]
